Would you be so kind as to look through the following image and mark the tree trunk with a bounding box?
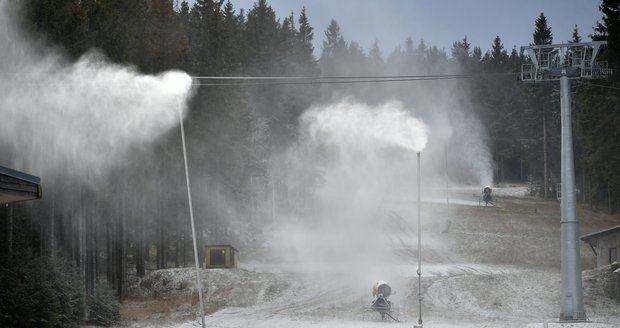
[609,183,613,214]
[106,215,114,287]
[50,195,55,257]
[582,166,586,203]
[116,197,127,298]
[157,153,166,270]
[271,164,276,223]
[182,219,188,267]
[88,201,96,294]
[543,106,549,199]
[174,231,179,268]
[589,174,593,210]
[7,204,13,259]
[79,186,88,321]
[136,232,145,278]
[500,154,505,183]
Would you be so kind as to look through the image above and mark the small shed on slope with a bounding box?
[581,225,620,267]
[203,245,238,269]
[0,165,42,204]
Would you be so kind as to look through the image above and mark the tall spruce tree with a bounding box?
[245,0,279,74]
[451,36,471,70]
[533,13,553,45]
[593,0,620,68]
[319,19,347,75]
[570,24,583,43]
[530,12,555,198]
[488,35,508,70]
[573,0,620,210]
[295,7,317,75]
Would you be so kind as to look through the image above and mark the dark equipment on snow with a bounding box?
[363,281,399,322]
[481,185,493,206]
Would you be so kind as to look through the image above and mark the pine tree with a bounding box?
[529,12,555,197]
[295,7,317,75]
[321,19,345,59]
[508,46,522,72]
[532,13,553,45]
[280,12,296,70]
[488,35,508,70]
[221,0,243,74]
[570,24,582,43]
[367,40,384,74]
[451,36,471,69]
[472,46,483,66]
[576,88,620,210]
[320,19,347,75]
[572,0,620,210]
[593,0,620,68]
[245,0,280,74]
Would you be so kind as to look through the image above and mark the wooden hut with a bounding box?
[581,225,620,267]
[203,245,238,269]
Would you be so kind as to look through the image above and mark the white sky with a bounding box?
[193,0,604,57]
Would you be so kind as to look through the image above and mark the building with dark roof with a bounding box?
[0,165,42,204]
[581,225,620,267]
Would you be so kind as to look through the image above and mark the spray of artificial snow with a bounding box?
[259,98,429,294]
[303,98,428,153]
[0,1,193,180]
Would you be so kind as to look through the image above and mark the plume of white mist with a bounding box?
[303,98,428,153]
[261,99,428,290]
[0,1,194,179]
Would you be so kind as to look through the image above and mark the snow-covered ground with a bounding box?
[124,185,620,328]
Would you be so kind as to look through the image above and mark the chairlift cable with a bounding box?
[575,80,620,91]
[190,72,519,86]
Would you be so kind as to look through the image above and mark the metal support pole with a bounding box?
[559,71,585,321]
[520,42,607,322]
[178,105,206,328]
[445,143,449,207]
[415,152,423,328]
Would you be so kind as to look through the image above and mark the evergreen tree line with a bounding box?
[1,1,619,326]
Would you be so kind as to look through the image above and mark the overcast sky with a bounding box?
[196,0,604,57]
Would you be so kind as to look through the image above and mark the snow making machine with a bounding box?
[480,185,493,206]
[362,280,399,322]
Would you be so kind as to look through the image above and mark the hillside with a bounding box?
[116,186,620,328]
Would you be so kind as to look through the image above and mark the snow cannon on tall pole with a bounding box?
[520,41,609,322]
[414,152,423,328]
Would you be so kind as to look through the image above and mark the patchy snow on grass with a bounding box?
[126,189,620,328]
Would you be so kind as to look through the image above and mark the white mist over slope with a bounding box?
[258,85,494,289]
[260,99,428,289]
[0,1,193,179]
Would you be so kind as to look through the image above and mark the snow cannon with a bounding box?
[365,280,398,321]
[482,185,493,206]
[372,280,391,298]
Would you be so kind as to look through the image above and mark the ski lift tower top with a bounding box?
[520,40,609,323]
[521,41,609,82]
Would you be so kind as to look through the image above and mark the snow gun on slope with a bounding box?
[363,280,399,322]
[481,185,493,206]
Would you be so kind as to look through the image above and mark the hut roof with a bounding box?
[0,165,42,204]
[581,225,620,243]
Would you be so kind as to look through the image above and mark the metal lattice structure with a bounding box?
[521,41,610,82]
